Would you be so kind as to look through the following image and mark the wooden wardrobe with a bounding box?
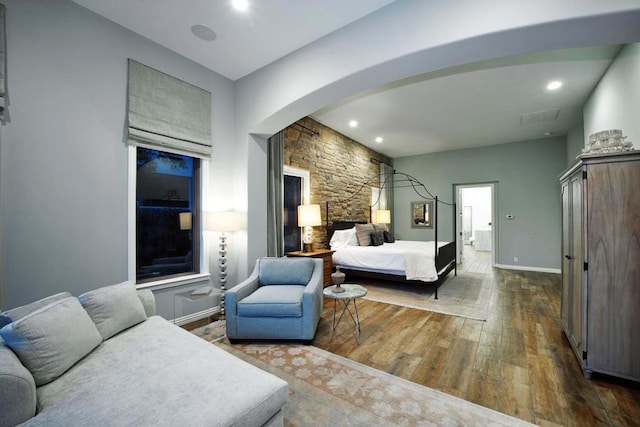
[560,151,640,382]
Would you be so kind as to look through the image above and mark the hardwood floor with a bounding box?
[458,244,492,274]
[313,268,640,426]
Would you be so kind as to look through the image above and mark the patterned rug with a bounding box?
[355,272,494,320]
[192,323,533,426]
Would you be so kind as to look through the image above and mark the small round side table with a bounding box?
[323,284,367,344]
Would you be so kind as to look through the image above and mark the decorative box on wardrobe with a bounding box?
[560,151,640,381]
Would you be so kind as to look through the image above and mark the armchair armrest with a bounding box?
[302,259,324,339]
[225,261,261,339]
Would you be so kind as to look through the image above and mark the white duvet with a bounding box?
[332,240,450,282]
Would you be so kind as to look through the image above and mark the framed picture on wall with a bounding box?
[411,200,434,228]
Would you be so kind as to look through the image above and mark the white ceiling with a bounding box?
[71,0,394,80]
[72,1,622,159]
[313,46,621,158]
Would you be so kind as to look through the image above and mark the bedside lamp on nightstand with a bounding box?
[297,204,322,253]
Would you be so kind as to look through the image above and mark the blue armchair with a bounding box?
[225,257,323,342]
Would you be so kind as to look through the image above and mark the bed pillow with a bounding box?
[329,227,359,249]
[78,282,148,341]
[384,230,396,243]
[371,231,384,246]
[372,223,387,233]
[0,297,102,386]
[355,224,375,246]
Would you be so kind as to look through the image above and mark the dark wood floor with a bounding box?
[313,268,640,426]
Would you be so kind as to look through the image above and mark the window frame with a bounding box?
[128,145,210,290]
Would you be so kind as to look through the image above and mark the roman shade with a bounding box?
[0,4,6,123]
[127,59,212,158]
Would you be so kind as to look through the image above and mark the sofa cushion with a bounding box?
[259,257,314,285]
[0,297,102,386]
[238,285,304,317]
[78,282,147,340]
[0,292,72,328]
[32,316,288,427]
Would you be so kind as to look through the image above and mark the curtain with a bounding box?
[267,131,284,257]
[127,59,212,158]
[0,4,6,123]
[380,163,394,231]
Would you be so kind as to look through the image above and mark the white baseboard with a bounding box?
[172,306,222,326]
[494,264,561,274]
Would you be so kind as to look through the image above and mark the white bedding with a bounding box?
[332,240,450,282]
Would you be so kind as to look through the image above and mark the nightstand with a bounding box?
[286,248,335,287]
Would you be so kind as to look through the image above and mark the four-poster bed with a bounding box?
[324,171,457,299]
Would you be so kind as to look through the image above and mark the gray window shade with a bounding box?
[127,59,212,158]
[0,4,6,123]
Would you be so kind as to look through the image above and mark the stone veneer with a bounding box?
[284,117,391,248]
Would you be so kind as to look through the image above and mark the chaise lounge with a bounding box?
[0,282,288,427]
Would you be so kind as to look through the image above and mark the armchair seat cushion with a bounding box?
[238,286,304,318]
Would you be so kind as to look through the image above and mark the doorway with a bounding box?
[454,183,495,274]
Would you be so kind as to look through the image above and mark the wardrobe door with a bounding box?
[569,174,583,356]
[586,160,640,379]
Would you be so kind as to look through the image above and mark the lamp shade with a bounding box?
[179,212,192,230]
[205,211,242,232]
[297,204,322,227]
[375,209,391,224]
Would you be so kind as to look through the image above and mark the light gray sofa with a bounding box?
[225,257,323,342]
[0,282,288,427]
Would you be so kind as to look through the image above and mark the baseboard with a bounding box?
[173,306,222,326]
[494,264,561,274]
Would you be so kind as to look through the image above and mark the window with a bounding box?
[283,166,310,253]
[136,147,201,282]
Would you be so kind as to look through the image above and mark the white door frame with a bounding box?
[454,182,496,266]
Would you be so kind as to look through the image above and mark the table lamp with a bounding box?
[375,209,391,225]
[297,204,322,252]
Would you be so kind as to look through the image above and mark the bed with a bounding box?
[328,221,457,299]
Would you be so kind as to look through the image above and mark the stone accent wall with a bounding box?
[284,117,391,248]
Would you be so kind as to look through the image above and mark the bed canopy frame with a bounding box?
[324,169,457,298]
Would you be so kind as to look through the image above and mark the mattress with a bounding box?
[332,240,450,282]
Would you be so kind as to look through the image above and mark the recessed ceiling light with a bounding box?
[544,131,554,136]
[349,120,358,128]
[375,137,383,143]
[546,81,563,91]
[232,0,249,12]
[191,24,217,41]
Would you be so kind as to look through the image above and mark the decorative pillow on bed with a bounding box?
[370,231,384,246]
[329,227,359,249]
[372,223,387,233]
[355,223,375,246]
[384,230,396,243]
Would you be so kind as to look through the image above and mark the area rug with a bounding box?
[357,272,494,320]
[192,324,533,426]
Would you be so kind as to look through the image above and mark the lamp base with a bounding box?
[303,243,314,253]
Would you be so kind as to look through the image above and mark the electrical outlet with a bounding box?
[514,257,519,262]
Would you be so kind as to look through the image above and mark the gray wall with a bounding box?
[584,43,640,148]
[0,0,236,315]
[566,122,585,165]
[393,137,567,270]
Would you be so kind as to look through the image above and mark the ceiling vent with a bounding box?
[520,108,560,126]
